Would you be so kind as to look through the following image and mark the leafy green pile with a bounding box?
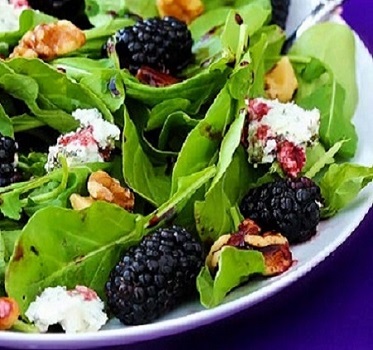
[0,0,372,321]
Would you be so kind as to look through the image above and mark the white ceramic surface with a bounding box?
[0,2,372,349]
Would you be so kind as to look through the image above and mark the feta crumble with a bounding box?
[0,0,27,32]
[246,98,320,177]
[46,108,120,172]
[25,286,108,333]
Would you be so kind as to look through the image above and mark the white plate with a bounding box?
[0,2,372,349]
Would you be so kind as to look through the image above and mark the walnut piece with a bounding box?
[70,194,95,211]
[265,56,298,103]
[205,219,292,276]
[156,0,204,24]
[10,20,86,60]
[244,233,292,276]
[87,171,135,211]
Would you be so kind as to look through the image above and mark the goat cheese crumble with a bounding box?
[0,0,28,32]
[25,286,108,333]
[46,108,120,172]
[246,98,320,177]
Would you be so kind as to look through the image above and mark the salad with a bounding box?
[0,0,372,334]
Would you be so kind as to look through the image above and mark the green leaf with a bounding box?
[208,110,245,193]
[171,85,233,194]
[290,23,358,121]
[121,68,229,108]
[158,112,199,152]
[197,246,265,308]
[304,141,344,179]
[0,9,56,48]
[80,70,125,112]
[297,72,357,159]
[5,201,144,314]
[122,109,171,206]
[195,147,257,241]
[6,58,113,123]
[147,98,192,131]
[320,163,373,218]
[84,0,127,27]
[0,103,13,137]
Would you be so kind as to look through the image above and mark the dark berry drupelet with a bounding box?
[0,133,18,187]
[27,0,92,29]
[240,177,323,244]
[271,0,291,29]
[111,16,193,75]
[105,226,203,325]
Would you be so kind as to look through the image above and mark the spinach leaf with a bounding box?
[197,246,265,308]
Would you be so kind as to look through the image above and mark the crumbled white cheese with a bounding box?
[0,0,26,32]
[25,286,108,333]
[46,108,120,172]
[72,108,120,149]
[247,98,320,165]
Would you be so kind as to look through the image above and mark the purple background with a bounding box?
[1,1,372,349]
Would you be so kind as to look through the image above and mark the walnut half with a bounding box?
[10,20,86,60]
[69,171,135,211]
[206,219,293,276]
[87,171,135,211]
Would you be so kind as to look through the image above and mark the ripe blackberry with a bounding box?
[271,0,290,29]
[240,177,323,244]
[111,17,193,75]
[105,226,203,325]
[27,0,91,29]
[0,133,18,187]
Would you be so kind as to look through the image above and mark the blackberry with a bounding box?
[0,133,18,187]
[111,17,193,75]
[240,177,322,244]
[105,226,203,325]
[271,0,290,29]
[27,0,92,29]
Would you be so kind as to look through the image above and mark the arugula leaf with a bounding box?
[84,0,127,27]
[304,141,344,179]
[80,70,125,112]
[171,85,233,193]
[5,201,145,314]
[320,163,373,218]
[197,246,265,308]
[122,109,171,207]
[290,22,358,121]
[297,71,357,159]
[158,112,199,152]
[6,59,113,123]
[147,98,192,131]
[0,103,13,137]
[195,147,258,241]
